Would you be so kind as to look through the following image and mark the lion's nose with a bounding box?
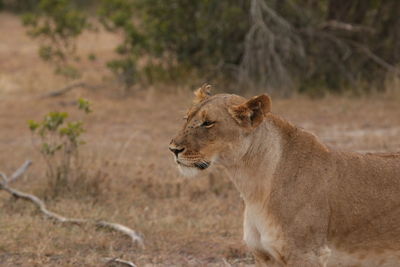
[169,146,185,157]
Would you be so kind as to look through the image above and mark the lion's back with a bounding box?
[326,150,400,266]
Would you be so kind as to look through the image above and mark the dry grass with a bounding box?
[1,13,400,266]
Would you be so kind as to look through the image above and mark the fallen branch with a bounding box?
[1,184,87,224]
[41,81,102,98]
[104,257,137,267]
[0,161,144,247]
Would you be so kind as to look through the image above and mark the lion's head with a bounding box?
[169,84,271,177]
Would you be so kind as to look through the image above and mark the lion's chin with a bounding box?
[175,158,212,178]
[178,164,201,178]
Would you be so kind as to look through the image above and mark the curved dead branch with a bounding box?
[0,161,144,247]
[1,184,87,224]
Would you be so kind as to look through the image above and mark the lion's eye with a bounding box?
[201,120,215,128]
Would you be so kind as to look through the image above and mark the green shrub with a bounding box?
[28,99,92,198]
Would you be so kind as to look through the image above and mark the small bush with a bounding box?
[28,99,108,199]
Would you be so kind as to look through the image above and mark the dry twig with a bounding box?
[320,20,375,33]
[40,81,102,98]
[97,221,143,246]
[349,41,398,73]
[8,160,33,183]
[104,257,137,267]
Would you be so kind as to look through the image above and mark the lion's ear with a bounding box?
[228,94,271,128]
[193,84,212,104]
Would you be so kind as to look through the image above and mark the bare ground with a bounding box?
[0,13,400,266]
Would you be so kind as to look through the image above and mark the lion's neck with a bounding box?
[223,114,329,204]
[224,117,284,203]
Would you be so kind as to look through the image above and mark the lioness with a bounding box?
[169,85,400,267]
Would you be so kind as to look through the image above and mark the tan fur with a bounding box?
[169,90,400,267]
[193,84,212,104]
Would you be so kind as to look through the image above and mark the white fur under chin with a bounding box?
[178,164,201,178]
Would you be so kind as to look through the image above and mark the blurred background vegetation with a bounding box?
[1,0,399,96]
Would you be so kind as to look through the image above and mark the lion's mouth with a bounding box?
[177,160,210,170]
[193,161,210,170]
